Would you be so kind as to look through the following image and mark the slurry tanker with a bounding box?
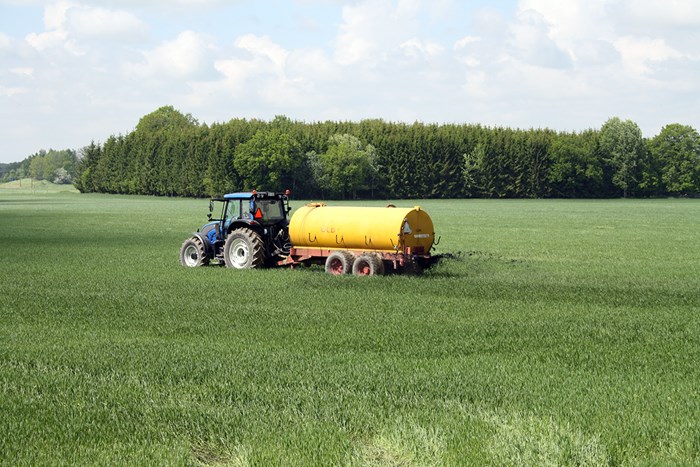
[180,191,440,275]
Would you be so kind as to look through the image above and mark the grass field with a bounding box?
[1,191,699,465]
[0,178,79,193]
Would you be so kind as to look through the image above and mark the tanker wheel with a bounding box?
[179,237,209,267]
[224,228,265,269]
[325,251,354,275]
[352,255,385,276]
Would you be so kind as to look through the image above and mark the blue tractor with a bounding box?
[179,191,292,269]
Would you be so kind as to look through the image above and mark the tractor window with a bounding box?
[225,200,242,220]
[210,200,227,221]
[256,199,285,223]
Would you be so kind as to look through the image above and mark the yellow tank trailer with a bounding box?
[281,203,439,275]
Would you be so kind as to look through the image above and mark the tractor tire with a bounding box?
[224,228,265,269]
[325,251,354,275]
[352,254,385,276]
[180,236,209,267]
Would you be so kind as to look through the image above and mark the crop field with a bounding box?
[0,178,78,193]
[1,191,699,465]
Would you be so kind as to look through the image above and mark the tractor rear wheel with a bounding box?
[352,254,385,276]
[325,251,354,275]
[224,228,265,269]
[180,237,209,267]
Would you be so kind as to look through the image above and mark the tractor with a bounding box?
[179,191,292,269]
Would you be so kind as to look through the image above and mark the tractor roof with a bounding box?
[223,191,284,200]
[223,192,255,200]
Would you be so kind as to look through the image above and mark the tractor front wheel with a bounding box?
[224,228,265,269]
[179,237,209,267]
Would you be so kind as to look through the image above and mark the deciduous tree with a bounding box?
[316,134,377,199]
[648,124,700,195]
[233,129,303,192]
[600,117,644,197]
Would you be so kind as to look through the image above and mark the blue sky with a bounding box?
[1,0,698,163]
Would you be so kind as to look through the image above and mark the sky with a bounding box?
[1,0,699,164]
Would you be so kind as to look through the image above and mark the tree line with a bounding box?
[1,149,79,184]
[72,106,700,199]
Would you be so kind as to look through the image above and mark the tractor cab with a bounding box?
[180,190,292,268]
[216,191,290,226]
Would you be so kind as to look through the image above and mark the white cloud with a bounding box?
[127,30,214,79]
[508,9,572,68]
[287,48,339,82]
[0,85,29,97]
[453,36,482,67]
[614,36,685,74]
[621,0,700,28]
[24,2,74,52]
[24,2,146,54]
[212,35,286,97]
[0,33,10,50]
[334,0,421,65]
[400,38,443,59]
[11,67,35,78]
[25,29,72,52]
[43,1,74,30]
[519,0,612,44]
[209,34,313,108]
[334,3,375,67]
[234,34,288,73]
[66,6,147,39]
[454,36,481,50]
[451,0,700,132]
[518,0,698,69]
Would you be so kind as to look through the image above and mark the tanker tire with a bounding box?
[373,255,386,276]
[180,236,209,267]
[325,251,354,275]
[224,228,265,269]
[352,254,385,276]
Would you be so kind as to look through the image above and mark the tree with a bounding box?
[74,142,102,193]
[29,156,47,180]
[52,167,72,184]
[233,129,303,191]
[305,150,326,197]
[548,131,604,197]
[648,124,700,195]
[0,162,21,182]
[315,134,378,199]
[599,117,645,197]
[68,105,700,199]
[463,143,485,197]
[135,106,197,134]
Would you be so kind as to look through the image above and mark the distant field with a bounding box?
[1,191,699,465]
[0,178,78,193]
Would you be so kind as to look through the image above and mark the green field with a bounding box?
[0,178,79,193]
[1,192,699,465]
